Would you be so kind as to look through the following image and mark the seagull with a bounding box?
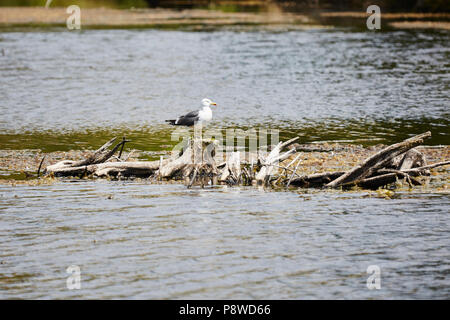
[165,98,217,127]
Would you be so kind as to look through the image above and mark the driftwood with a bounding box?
[399,149,426,170]
[256,137,298,185]
[346,171,421,190]
[45,137,133,175]
[157,146,193,178]
[186,140,219,188]
[41,131,448,191]
[325,132,432,188]
[289,171,346,188]
[55,137,128,169]
[285,153,303,187]
[47,161,162,178]
[44,137,165,178]
[386,160,450,175]
[220,152,242,185]
[93,161,162,178]
[286,132,448,190]
[386,148,428,175]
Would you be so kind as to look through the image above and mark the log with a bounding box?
[157,138,218,182]
[325,132,431,188]
[45,137,128,173]
[353,172,421,190]
[289,171,345,188]
[43,136,165,178]
[355,173,398,189]
[93,161,163,178]
[48,161,162,178]
[157,146,192,178]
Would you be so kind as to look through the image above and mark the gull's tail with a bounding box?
[165,119,176,125]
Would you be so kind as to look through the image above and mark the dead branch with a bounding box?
[256,137,299,185]
[378,160,450,176]
[37,155,46,178]
[220,152,241,184]
[326,132,431,188]
[45,137,129,174]
[40,133,447,192]
[286,154,303,187]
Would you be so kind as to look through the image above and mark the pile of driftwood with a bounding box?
[42,131,449,190]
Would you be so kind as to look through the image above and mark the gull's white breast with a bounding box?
[198,106,212,122]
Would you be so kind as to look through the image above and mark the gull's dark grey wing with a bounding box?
[182,110,200,118]
[166,110,199,126]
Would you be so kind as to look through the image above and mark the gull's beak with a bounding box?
[211,102,217,106]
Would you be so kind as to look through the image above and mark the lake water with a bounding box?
[0,27,449,299]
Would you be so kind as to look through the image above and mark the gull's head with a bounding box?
[202,98,217,107]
